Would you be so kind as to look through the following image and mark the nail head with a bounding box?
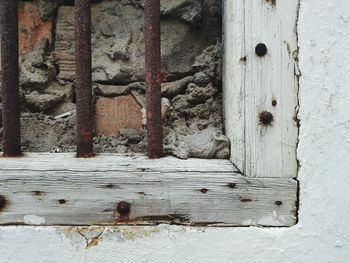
[255,43,268,57]
[259,111,274,125]
[117,201,130,215]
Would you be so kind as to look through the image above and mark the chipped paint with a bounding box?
[23,215,46,225]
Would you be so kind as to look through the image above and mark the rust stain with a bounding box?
[86,237,101,249]
[259,111,274,126]
[0,195,8,212]
[76,227,105,249]
[75,0,93,157]
[137,214,190,223]
[115,201,131,221]
[18,2,53,55]
[145,0,163,158]
[1,0,21,157]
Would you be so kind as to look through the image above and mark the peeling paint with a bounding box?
[55,226,106,249]
[109,226,161,241]
[77,227,105,249]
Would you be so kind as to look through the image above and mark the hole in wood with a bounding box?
[200,188,209,194]
[228,183,236,188]
[58,199,66,204]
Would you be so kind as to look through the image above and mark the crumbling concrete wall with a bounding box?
[0,0,229,158]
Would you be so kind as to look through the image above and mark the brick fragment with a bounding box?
[95,95,143,137]
[18,2,53,55]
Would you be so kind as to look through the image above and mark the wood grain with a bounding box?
[223,0,299,178]
[0,153,297,226]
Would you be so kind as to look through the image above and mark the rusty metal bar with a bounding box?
[145,0,163,158]
[0,0,21,157]
[75,0,93,157]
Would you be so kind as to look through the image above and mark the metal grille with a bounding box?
[0,0,163,159]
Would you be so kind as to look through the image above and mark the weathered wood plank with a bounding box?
[0,154,297,226]
[0,153,236,173]
[223,0,299,177]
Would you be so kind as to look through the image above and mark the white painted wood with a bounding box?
[0,153,235,173]
[0,153,297,226]
[223,0,299,178]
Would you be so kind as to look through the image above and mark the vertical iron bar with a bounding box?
[0,0,21,157]
[145,0,163,158]
[75,0,93,157]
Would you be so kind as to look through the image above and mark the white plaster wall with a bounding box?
[1,0,350,262]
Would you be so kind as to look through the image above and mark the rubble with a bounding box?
[19,39,56,89]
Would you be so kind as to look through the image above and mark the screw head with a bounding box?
[255,43,268,57]
[259,111,274,125]
[117,201,130,215]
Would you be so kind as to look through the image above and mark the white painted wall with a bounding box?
[1,0,350,262]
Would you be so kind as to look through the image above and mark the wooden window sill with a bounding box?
[0,153,297,226]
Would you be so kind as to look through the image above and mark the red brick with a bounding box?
[18,2,53,55]
[95,95,143,137]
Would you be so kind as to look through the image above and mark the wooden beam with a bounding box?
[0,153,297,226]
[223,0,299,178]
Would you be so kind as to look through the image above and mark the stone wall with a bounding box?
[0,0,229,158]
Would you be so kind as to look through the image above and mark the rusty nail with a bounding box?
[259,111,274,125]
[145,0,163,159]
[255,43,267,57]
[75,0,93,157]
[117,201,130,216]
[0,0,21,157]
[272,99,277,107]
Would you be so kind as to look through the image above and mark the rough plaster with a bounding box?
[1,0,350,262]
